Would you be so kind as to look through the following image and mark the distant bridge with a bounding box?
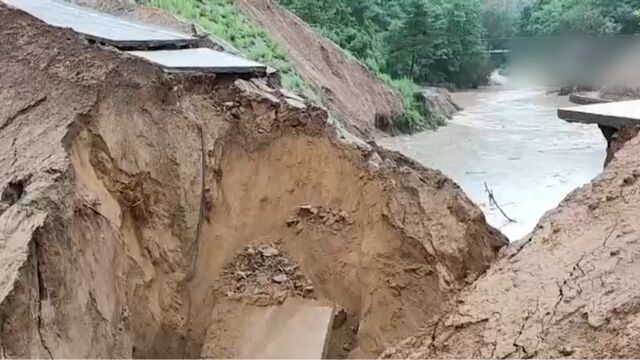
[487,49,510,55]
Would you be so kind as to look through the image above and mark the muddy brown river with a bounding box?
[380,85,607,241]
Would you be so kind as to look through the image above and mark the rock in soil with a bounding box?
[218,242,314,305]
[333,307,348,329]
[287,204,353,233]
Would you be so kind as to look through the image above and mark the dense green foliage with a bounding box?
[481,0,531,40]
[517,0,640,36]
[279,0,490,87]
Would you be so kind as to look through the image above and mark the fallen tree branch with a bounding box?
[484,182,516,223]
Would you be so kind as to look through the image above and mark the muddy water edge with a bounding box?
[380,86,607,241]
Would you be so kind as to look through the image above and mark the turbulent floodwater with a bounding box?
[380,85,607,241]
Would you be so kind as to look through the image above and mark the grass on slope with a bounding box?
[145,0,315,99]
[380,76,444,132]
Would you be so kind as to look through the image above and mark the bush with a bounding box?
[379,75,442,133]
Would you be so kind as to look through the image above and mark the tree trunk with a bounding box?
[410,49,416,81]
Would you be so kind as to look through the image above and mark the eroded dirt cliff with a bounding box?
[0,5,506,359]
[382,132,640,359]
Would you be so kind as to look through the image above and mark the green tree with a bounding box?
[437,0,488,87]
[278,0,492,130]
[517,0,640,36]
[387,0,442,81]
[280,0,490,87]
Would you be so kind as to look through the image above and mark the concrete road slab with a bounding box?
[128,48,267,74]
[2,0,197,48]
[238,298,334,359]
[559,100,640,129]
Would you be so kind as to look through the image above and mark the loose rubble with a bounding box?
[286,205,352,233]
[218,242,314,306]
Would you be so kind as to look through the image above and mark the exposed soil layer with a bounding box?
[0,6,506,359]
[235,0,404,138]
[382,131,640,358]
[605,126,640,167]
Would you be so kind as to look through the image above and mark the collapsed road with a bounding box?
[2,0,640,359]
[0,2,506,358]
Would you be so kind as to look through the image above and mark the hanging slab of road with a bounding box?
[129,48,267,74]
[559,100,640,153]
[558,100,640,129]
[2,0,197,48]
[2,0,267,75]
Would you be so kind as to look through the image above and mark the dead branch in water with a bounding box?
[484,182,516,223]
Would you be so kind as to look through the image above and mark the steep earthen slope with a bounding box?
[235,0,404,138]
[383,133,640,358]
[0,6,505,359]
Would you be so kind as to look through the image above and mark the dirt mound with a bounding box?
[382,132,640,358]
[218,242,315,305]
[235,0,403,139]
[0,5,506,359]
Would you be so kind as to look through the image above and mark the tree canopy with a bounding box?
[517,0,640,36]
[279,0,490,88]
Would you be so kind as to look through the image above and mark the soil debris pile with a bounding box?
[219,242,315,305]
[0,4,506,359]
[382,133,640,359]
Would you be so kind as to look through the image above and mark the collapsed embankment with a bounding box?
[417,87,462,122]
[382,124,640,358]
[0,5,506,359]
